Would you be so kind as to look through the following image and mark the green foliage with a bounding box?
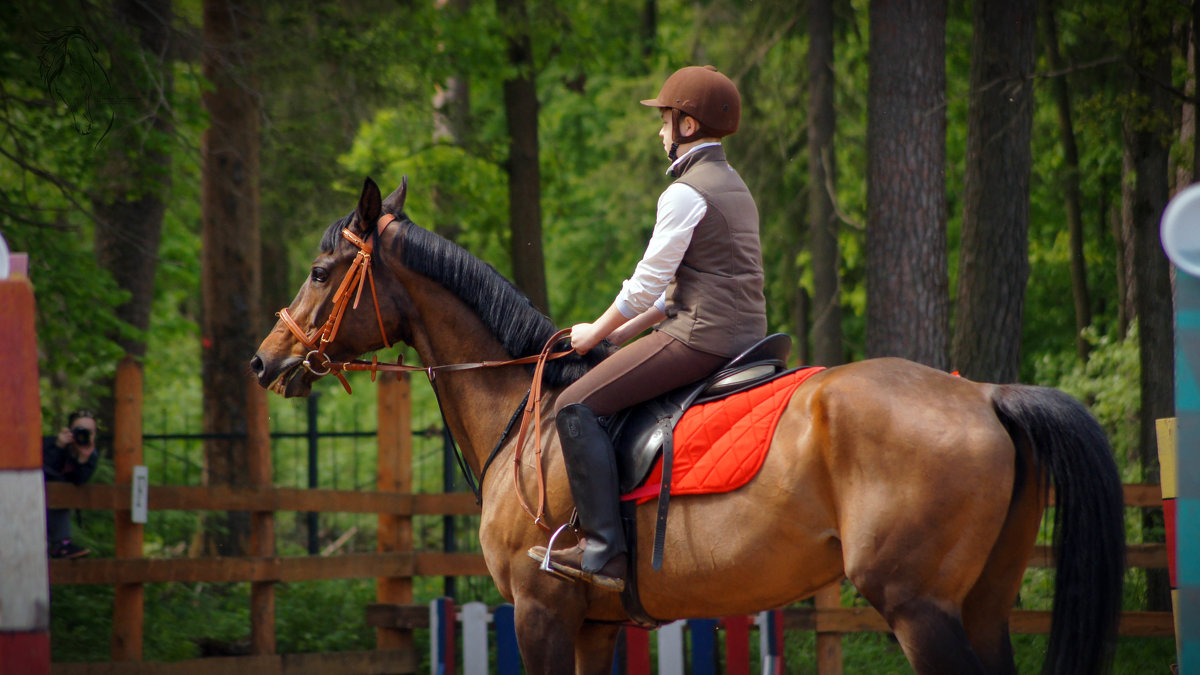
[1033,326,1140,469]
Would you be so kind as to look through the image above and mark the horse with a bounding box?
[250,177,1125,674]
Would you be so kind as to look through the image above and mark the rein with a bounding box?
[276,214,572,528]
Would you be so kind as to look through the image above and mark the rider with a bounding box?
[529,65,767,591]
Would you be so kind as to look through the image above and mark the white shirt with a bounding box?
[613,143,721,318]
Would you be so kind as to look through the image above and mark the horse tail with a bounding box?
[991,384,1125,675]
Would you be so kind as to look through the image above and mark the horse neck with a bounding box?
[388,263,536,475]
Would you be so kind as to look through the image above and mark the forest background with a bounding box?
[0,0,1189,669]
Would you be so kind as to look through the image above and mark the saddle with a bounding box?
[602,333,793,627]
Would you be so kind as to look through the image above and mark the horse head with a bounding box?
[251,177,410,397]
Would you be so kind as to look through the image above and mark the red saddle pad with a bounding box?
[623,366,824,503]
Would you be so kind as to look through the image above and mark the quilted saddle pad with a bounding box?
[623,366,824,503]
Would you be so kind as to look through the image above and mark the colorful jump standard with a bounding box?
[1161,187,1200,673]
[0,243,51,675]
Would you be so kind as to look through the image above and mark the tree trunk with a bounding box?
[1041,0,1091,362]
[1126,1,1176,613]
[951,0,1035,384]
[498,0,549,315]
[866,0,949,370]
[92,0,173,362]
[1118,143,1137,337]
[432,0,471,243]
[201,0,261,557]
[91,0,174,430]
[808,0,843,367]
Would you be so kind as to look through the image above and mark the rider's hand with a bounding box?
[569,322,604,354]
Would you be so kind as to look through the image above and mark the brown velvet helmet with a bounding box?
[640,65,741,137]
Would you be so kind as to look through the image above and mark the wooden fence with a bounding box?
[46,359,1174,674]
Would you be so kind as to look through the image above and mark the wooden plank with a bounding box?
[111,357,144,662]
[51,553,415,585]
[1125,482,1166,507]
[50,552,495,585]
[48,484,1163,515]
[50,650,414,675]
[246,386,275,656]
[815,583,843,675]
[46,484,419,515]
[413,492,481,515]
[413,552,491,577]
[1028,543,1166,569]
[365,603,430,630]
[376,373,414,653]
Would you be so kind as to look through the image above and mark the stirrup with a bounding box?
[536,523,577,581]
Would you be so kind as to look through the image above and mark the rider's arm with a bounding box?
[607,305,667,346]
[613,183,706,318]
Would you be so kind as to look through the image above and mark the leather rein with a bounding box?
[276,213,571,529]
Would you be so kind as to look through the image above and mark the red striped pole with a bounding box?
[0,266,51,675]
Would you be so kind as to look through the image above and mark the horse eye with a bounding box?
[311,267,328,283]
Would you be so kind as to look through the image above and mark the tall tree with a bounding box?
[1040,0,1091,362]
[951,0,1036,383]
[809,0,843,367]
[91,0,174,428]
[498,0,549,314]
[866,0,949,369]
[201,0,261,556]
[1124,0,1177,612]
[92,0,173,361]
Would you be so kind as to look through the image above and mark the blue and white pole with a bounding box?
[1161,186,1200,673]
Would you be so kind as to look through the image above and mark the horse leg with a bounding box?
[960,456,1044,675]
[574,622,620,675]
[514,596,583,674]
[881,597,986,675]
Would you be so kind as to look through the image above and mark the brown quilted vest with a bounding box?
[658,145,767,357]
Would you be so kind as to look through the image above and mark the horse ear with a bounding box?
[382,175,408,214]
[356,177,383,233]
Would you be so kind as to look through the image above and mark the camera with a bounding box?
[71,427,93,446]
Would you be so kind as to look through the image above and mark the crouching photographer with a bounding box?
[44,409,99,559]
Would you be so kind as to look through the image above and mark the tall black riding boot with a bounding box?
[528,403,628,592]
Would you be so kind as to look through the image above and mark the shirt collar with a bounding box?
[666,142,723,175]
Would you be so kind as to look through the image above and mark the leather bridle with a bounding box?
[274,212,572,528]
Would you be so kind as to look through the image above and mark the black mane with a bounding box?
[322,210,610,388]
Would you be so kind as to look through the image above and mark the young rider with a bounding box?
[529,65,767,592]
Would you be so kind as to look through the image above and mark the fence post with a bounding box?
[247,385,275,654]
[815,582,843,675]
[377,372,413,655]
[0,271,50,675]
[111,356,144,661]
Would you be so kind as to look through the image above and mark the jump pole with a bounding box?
[1161,187,1200,673]
[0,248,51,675]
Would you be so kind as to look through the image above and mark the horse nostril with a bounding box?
[250,355,264,377]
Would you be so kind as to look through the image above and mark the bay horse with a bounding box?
[250,178,1125,674]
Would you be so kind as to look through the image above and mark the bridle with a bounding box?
[275,212,572,529]
[277,213,398,394]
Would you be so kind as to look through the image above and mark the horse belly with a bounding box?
[633,435,841,619]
